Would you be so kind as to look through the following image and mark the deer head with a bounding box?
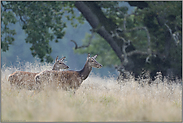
[52,56,69,70]
[87,54,102,68]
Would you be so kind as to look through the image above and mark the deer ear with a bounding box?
[87,53,91,60]
[88,53,90,58]
[55,56,59,62]
[93,55,98,59]
[60,56,66,61]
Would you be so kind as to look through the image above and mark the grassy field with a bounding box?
[1,61,182,122]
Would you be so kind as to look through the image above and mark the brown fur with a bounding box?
[35,70,82,90]
[35,54,102,91]
[8,56,69,90]
[8,71,38,90]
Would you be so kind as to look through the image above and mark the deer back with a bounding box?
[8,56,69,90]
[35,70,82,90]
[35,54,102,91]
[8,71,38,89]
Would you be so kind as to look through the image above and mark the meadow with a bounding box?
[1,61,182,122]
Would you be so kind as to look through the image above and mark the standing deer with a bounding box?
[35,54,102,91]
[8,56,69,90]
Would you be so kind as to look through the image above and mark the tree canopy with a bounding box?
[1,1,182,80]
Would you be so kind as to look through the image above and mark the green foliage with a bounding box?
[75,33,121,67]
[136,1,182,50]
[1,3,17,51]
[74,1,182,78]
[99,1,128,19]
[133,1,182,76]
[1,1,84,62]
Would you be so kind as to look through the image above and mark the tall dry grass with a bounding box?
[1,61,182,122]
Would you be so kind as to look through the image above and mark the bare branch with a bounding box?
[164,23,180,45]
[71,29,95,49]
[126,50,149,56]
[123,26,151,54]
[17,9,26,25]
[75,2,123,62]
[122,42,128,65]
[1,2,5,7]
[112,26,152,65]
[143,27,151,54]
[123,14,126,31]
[111,29,128,43]
[121,48,149,65]
[70,40,78,49]
[19,14,26,25]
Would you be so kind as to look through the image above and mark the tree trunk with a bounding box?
[75,1,123,62]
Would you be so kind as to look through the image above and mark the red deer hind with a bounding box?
[8,56,69,90]
[35,54,102,91]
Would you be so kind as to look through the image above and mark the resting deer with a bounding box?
[35,54,102,91]
[8,56,69,90]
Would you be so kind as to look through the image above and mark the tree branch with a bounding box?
[19,13,26,25]
[1,2,12,11]
[71,29,95,49]
[121,26,151,54]
[75,2,152,65]
[112,26,152,65]
[126,50,149,56]
[17,8,27,25]
[125,26,150,43]
[164,23,180,45]
[75,1,123,62]
[123,14,127,31]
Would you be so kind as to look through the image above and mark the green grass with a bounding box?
[1,61,182,122]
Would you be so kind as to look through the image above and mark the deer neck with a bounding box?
[79,61,92,80]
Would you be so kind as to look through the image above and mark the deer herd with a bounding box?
[8,54,102,93]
